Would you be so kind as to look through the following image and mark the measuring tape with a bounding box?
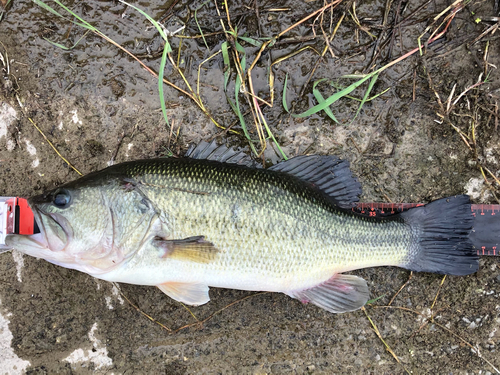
[0,197,37,250]
[352,203,499,256]
[0,197,499,255]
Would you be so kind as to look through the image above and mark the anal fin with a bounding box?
[157,282,210,306]
[286,274,369,313]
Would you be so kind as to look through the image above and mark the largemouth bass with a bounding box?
[6,142,479,313]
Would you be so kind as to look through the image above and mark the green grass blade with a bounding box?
[341,74,367,79]
[232,37,283,157]
[339,87,391,102]
[221,41,230,91]
[233,40,251,141]
[225,39,258,154]
[32,0,65,18]
[234,67,250,141]
[351,72,379,124]
[32,0,95,30]
[194,0,211,51]
[51,0,94,28]
[226,93,257,155]
[237,36,262,48]
[364,87,390,101]
[313,90,339,123]
[42,30,90,50]
[312,79,339,124]
[34,0,173,128]
[43,38,73,50]
[0,0,12,21]
[158,43,171,127]
[366,294,386,305]
[282,73,290,113]
[119,0,171,49]
[234,39,246,55]
[119,0,172,127]
[225,94,239,115]
[260,114,287,160]
[293,72,376,118]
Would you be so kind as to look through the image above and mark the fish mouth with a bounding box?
[6,199,124,275]
[38,209,74,252]
[5,203,73,257]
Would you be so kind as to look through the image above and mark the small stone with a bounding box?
[56,334,67,343]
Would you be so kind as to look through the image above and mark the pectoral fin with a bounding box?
[154,236,219,263]
[157,282,210,306]
[286,274,369,313]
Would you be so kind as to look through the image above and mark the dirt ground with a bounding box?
[1,0,500,374]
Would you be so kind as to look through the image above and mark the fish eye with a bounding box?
[53,189,71,208]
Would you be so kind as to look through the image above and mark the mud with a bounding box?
[1,0,500,374]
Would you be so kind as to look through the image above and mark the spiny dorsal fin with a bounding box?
[269,155,362,208]
[286,274,369,313]
[153,236,219,263]
[185,140,261,168]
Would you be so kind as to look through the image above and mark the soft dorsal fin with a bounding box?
[286,274,369,313]
[269,155,362,208]
[185,140,261,168]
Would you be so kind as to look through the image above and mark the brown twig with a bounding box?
[430,275,446,310]
[299,12,345,98]
[388,272,412,306]
[26,112,82,176]
[362,306,410,374]
[173,292,268,333]
[116,284,173,332]
[119,281,268,335]
[375,305,500,374]
[433,321,500,374]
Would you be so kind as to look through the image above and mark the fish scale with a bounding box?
[4,144,478,313]
[108,158,413,290]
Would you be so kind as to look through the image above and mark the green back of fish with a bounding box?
[89,158,411,284]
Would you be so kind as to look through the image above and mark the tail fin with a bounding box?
[400,195,478,276]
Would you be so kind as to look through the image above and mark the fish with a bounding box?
[5,141,479,313]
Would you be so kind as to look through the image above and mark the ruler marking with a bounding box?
[353,202,500,256]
